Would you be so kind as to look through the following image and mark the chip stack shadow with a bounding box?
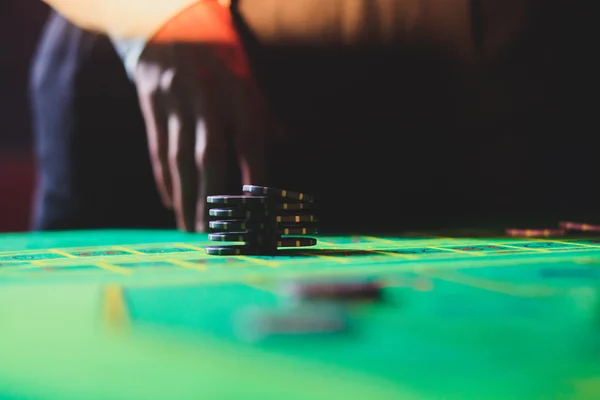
[205,185,318,256]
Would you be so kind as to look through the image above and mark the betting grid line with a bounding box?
[236,256,279,268]
[419,270,559,298]
[175,243,207,252]
[424,246,486,256]
[373,251,418,260]
[531,238,600,249]
[298,252,355,264]
[363,236,398,246]
[102,284,129,332]
[160,252,600,289]
[112,246,146,255]
[7,250,593,291]
[48,249,77,258]
[166,259,208,271]
[4,237,600,278]
[491,243,551,253]
[95,262,133,275]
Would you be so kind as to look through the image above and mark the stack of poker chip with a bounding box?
[205,185,318,256]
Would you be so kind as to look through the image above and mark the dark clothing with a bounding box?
[30,13,173,231]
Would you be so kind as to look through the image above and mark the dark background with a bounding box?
[0,1,596,233]
[0,1,50,231]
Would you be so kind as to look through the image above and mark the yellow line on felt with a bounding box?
[49,249,77,258]
[374,251,418,260]
[314,240,336,246]
[304,253,350,264]
[532,238,600,249]
[95,262,132,275]
[363,235,460,248]
[167,259,208,271]
[493,243,550,252]
[422,270,556,297]
[425,246,485,256]
[102,284,129,331]
[234,256,279,267]
[112,246,146,255]
[175,243,206,252]
[363,236,400,246]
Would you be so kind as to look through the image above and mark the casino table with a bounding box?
[2,229,600,400]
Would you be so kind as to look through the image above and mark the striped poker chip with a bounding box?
[205,238,316,256]
[209,227,317,242]
[278,202,315,211]
[209,208,274,219]
[205,245,264,256]
[208,232,279,242]
[279,226,318,235]
[559,221,600,232]
[277,237,317,247]
[207,195,272,205]
[505,228,566,237]
[242,185,315,203]
[208,204,316,219]
[274,215,318,223]
[209,220,271,231]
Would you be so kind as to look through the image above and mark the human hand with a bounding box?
[134,42,277,232]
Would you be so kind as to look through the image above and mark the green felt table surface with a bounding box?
[2,229,600,400]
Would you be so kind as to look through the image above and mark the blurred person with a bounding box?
[41,0,595,232]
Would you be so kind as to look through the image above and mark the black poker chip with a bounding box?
[278,226,319,235]
[209,208,275,219]
[209,203,315,218]
[276,237,318,247]
[242,185,315,203]
[205,245,264,256]
[273,215,318,223]
[206,185,318,256]
[205,239,317,256]
[209,220,273,231]
[207,195,273,205]
[278,202,316,211]
[209,232,279,242]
